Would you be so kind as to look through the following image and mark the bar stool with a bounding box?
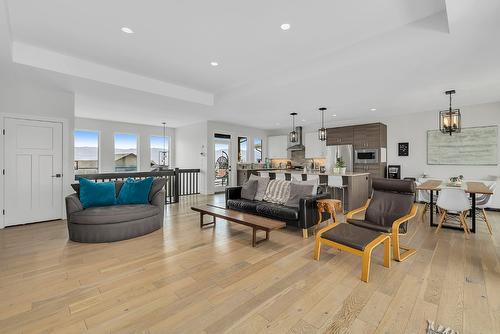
[291,173,304,182]
[314,199,342,236]
[328,175,346,213]
[275,173,286,180]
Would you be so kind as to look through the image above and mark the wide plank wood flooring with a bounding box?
[1,194,500,333]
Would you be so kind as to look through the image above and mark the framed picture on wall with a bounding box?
[398,142,409,156]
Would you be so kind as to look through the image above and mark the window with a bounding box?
[114,133,138,171]
[74,130,99,175]
[254,137,263,163]
[238,136,247,163]
[150,135,170,167]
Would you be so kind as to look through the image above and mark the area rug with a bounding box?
[427,320,459,334]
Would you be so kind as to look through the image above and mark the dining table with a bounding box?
[416,180,493,233]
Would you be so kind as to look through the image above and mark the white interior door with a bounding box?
[4,118,63,226]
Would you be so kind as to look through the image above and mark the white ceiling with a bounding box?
[3,0,500,129]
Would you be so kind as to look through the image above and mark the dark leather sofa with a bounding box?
[225,186,328,237]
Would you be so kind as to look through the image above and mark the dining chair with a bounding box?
[291,173,303,182]
[259,172,270,178]
[474,182,495,235]
[435,187,471,237]
[328,175,346,213]
[416,180,437,223]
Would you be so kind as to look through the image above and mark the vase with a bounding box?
[340,167,347,174]
[333,167,340,174]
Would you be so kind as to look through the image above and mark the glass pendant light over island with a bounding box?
[439,90,461,136]
[318,107,327,141]
[289,112,298,143]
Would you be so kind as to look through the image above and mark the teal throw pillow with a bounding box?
[117,177,154,205]
[79,178,117,209]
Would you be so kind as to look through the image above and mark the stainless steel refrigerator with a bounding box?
[325,145,353,173]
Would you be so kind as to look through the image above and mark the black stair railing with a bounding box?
[75,168,200,204]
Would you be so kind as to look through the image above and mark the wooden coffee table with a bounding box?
[191,205,286,247]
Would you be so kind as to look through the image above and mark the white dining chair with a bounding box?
[435,187,471,237]
[415,180,437,223]
[259,172,269,178]
[291,173,304,182]
[328,175,346,212]
[274,173,286,180]
[474,182,495,235]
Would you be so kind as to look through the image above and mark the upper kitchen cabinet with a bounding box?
[353,123,387,148]
[267,135,288,158]
[326,126,353,145]
[304,132,326,158]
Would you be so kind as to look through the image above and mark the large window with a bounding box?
[74,130,99,175]
[150,135,170,167]
[254,137,263,163]
[238,136,248,163]
[114,133,138,171]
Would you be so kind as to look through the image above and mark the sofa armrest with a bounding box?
[151,190,165,222]
[298,193,330,229]
[225,186,242,207]
[65,193,83,221]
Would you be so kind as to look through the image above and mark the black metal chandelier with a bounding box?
[289,112,298,142]
[318,107,327,141]
[439,90,461,136]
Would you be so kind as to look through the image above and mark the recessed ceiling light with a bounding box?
[210,61,219,67]
[275,122,280,126]
[302,119,306,122]
[280,23,291,31]
[332,114,337,117]
[121,27,134,34]
[370,108,377,111]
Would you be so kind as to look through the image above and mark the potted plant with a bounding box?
[335,157,347,174]
[449,175,464,186]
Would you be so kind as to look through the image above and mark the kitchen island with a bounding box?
[258,170,370,211]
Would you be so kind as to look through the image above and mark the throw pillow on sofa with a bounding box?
[249,174,270,201]
[117,177,154,205]
[294,179,319,195]
[286,182,315,207]
[263,179,291,205]
[79,178,117,209]
[241,179,258,200]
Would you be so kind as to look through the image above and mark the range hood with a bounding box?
[287,126,305,151]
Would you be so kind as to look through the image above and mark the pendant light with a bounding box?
[318,107,327,141]
[289,112,298,143]
[439,90,461,136]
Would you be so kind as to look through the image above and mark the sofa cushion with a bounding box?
[241,179,258,200]
[263,180,291,205]
[286,182,315,207]
[249,174,270,201]
[70,204,160,225]
[117,177,154,205]
[256,202,299,221]
[226,199,259,213]
[79,178,117,209]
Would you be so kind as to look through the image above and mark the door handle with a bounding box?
[52,173,62,178]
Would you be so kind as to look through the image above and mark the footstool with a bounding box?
[313,222,391,282]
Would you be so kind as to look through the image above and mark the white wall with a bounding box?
[206,121,269,194]
[382,102,500,180]
[175,122,208,194]
[75,117,175,173]
[175,120,269,194]
[0,75,75,227]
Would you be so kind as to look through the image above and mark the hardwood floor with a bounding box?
[1,194,500,333]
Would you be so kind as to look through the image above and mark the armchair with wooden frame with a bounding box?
[345,178,418,262]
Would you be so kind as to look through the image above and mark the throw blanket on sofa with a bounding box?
[263,180,291,205]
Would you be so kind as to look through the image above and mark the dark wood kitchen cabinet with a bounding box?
[353,123,387,148]
[326,126,353,145]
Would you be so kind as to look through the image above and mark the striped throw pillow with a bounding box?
[263,180,291,205]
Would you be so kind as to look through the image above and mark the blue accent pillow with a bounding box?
[117,177,154,205]
[79,178,117,209]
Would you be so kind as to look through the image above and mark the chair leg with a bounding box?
[392,231,416,262]
[435,210,447,234]
[459,212,470,239]
[383,237,391,268]
[313,238,321,260]
[482,209,493,235]
[421,203,429,223]
[302,228,309,239]
[361,251,371,283]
